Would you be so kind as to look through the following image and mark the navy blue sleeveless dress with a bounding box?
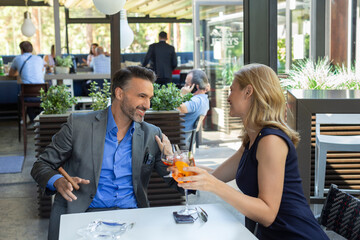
[236,127,329,240]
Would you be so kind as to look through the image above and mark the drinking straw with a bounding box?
[188,130,195,152]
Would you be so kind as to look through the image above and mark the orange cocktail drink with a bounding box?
[172,151,195,183]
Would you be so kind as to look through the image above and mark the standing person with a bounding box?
[142,31,177,86]
[177,69,209,149]
[178,64,329,239]
[31,66,179,240]
[43,44,56,73]
[9,41,44,84]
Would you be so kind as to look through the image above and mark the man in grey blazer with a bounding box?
[31,66,179,240]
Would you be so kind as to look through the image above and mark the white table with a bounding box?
[59,203,257,240]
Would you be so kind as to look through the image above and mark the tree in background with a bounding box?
[0,6,192,56]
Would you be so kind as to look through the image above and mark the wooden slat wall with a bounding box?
[34,111,185,218]
[310,115,360,196]
[218,88,244,134]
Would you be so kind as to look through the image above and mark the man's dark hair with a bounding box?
[19,41,33,53]
[111,66,156,100]
[159,31,167,39]
[188,69,208,90]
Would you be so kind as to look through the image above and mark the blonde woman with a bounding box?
[178,64,329,239]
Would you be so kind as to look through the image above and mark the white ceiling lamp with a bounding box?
[120,9,134,49]
[93,0,126,15]
[21,0,36,37]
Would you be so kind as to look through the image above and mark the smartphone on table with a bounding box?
[173,212,195,224]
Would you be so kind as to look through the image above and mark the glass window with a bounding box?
[277,0,311,73]
[0,6,65,56]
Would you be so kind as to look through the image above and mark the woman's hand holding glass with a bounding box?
[176,166,219,193]
[167,150,197,215]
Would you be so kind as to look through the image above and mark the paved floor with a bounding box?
[0,120,344,239]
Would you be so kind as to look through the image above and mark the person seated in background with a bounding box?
[83,46,111,95]
[31,66,180,240]
[43,44,55,73]
[177,64,329,240]
[82,43,98,66]
[9,41,44,84]
[90,46,110,74]
[177,69,209,150]
[9,41,45,125]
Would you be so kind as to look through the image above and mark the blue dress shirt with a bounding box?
[90,54,111,74]
[47,106,138,209]
[182,94,209,131]
[11,52,45,84]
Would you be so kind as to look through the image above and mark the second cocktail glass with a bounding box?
[172,150,196,215]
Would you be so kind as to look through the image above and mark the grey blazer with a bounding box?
[31,108,179,240]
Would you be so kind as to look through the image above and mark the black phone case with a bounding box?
[173,212,195,224]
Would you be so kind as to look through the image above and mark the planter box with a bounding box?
[55,66,69,74]
[34,110,185,218]
[144,110,186,147]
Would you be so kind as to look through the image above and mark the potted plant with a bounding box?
[88,79,111,111]
[151,83,192,111]
[144,83,191,147]
[39,84,77,114]
[281,57,360,90]
[34,84,77,217]
[55,55,73,74]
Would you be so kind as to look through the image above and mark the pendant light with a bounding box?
[120,9,134,49]
[21,0,36,37]
[93,0,126,15]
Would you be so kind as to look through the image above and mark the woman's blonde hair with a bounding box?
[234,63,300,147]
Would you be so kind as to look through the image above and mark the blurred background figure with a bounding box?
[8,41,45,125]
[90,46,110,74]
[83,43,98,66]
[43,44,55,73]
[177,69,209,150]
[9,41,44,84]
[142,31,177,86]
[84,46,110,95]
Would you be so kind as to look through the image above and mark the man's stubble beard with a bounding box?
[120,95,145,123]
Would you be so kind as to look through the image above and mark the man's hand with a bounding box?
[155,134,173,156]
[180,84,194,96]
[54,177,90,202]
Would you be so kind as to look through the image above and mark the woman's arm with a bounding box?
[179,135,288,227]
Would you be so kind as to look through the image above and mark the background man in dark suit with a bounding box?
[31,66,178,240]
[142,31,177,85]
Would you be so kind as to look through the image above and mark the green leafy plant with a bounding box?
[282,57,360,91]
[89,80,111,111]
[151,83,192,111]
[222,62,240,85]
[55,55,73,68]
[40,85,77,114]
[282,57,335,91]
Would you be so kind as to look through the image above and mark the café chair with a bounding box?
[183,115,205,152]
[314,113,360,198]
[319,184,360,239]
[19,83,48,156]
